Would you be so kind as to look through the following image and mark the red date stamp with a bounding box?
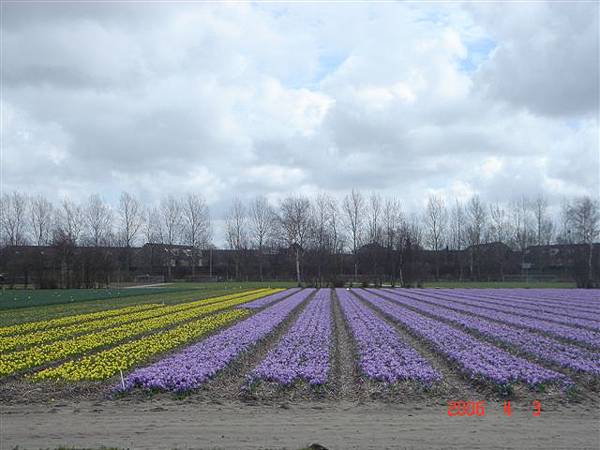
[447,400,542,417]
[447,400,486,416]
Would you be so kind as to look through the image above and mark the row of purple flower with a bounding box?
[369,289,600,376]
[437,288,600,313]
[337,288,441,384]
[384,289,600,348]
[357,289,571,388]
[398,289,600,331]
[248,288,332,386]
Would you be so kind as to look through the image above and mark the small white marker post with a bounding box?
[120,369,125,390]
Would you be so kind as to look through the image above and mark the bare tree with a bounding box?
[52,197,84,288]
[567,196,600,287]
[488,203,511,244]
[1,191,28,246]
[182,193,211,279]
[311,193,335,284]
[449,200,466,250]
[84,194,112,247]
[25,193,53,287]
[532,195,554,246]
[327,196,344,277]
[28,194,53,246]
[343,189,365,282]
[143,206,162,244]
[278,195,312,285]
[557,198,574,244]
[249,196,274,281]
[55,197,84,245]
[466,195,486,280]
[510,196,533,252]
[327,197,344,254]
[367,192,382,245]
[118,192,143,248]
[140,205,162,279]
[424,194,447,280]
[382,197,402,285]
[509,196,534,281]
[160,195,182,247]
[394,213,424,287]
[159,195,183,281]
[382,197,402,250]
[488,202,512,280]
[118,191,143,278]
[225,198,248,279]
[449,200,467,280]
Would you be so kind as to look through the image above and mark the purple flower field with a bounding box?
[383,289,600,348]
[390,289,600,331]
[453,289,600,309]
[248,289,332,385]
[433,289,600,319]
[370,289,600,375]
[356,290,572,389]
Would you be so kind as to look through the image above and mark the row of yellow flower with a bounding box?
[0,303,162,337]
[0,289,279,377]
[0,288,269,337]
[2,289,245,328]
[0,289,270,352]
[33,309,248,381]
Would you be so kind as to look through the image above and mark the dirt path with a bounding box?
[1,399,598,450]
[331,290,362,401]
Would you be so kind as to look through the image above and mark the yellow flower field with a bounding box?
[34,309,248,381]
[0,303,162,337]
[0,288,279,377]
[0,288,269,337]
[0,288,272,352]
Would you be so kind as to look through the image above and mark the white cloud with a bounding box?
[2,1,598,245]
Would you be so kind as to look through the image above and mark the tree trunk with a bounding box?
[295,248,301,286]
[469,248,474,280]
[588,242,594,288]
[258,246,264,282]
[191,249,196,281]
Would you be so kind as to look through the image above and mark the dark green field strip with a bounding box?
[0,287,183,310]
[0,288,257,327]
[168,281,297,290]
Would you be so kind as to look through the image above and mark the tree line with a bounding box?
[1,190,599,287]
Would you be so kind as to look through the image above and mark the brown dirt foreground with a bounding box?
[1,400,598,450]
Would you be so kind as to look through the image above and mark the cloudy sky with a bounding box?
[2,1,599,243]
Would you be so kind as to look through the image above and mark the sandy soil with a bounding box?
[1,399,598,450]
